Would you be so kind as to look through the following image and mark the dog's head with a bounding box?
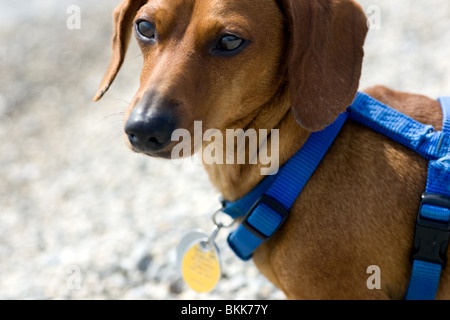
[94,0,368,158]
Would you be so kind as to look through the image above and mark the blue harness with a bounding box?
[221,92,450,300]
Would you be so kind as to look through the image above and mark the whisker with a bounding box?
[112,98,132,105]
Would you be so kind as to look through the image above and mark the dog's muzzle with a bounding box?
[125,94,178,154]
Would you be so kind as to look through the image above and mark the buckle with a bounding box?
[412,193,450,267]
[241,195,289,241]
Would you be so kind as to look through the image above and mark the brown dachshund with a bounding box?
[94,0,449,299]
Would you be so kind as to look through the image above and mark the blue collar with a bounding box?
[220,92,450,300]
[222,109,349,260]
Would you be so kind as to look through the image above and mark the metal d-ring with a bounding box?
[199,209,236,249]
[206,224,222,248]
[212,209,236,229]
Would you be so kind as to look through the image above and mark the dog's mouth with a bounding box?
[143,149,173,159]
[127,142,175,160]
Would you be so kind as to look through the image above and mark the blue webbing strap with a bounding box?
[440,97,450,134]
[221,174,277,220]
[405,96,450,300]
[405,261,442,299]
[348,93,450,160]
[224,112,349,260]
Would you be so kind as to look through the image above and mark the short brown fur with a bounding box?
[95,0,450,299]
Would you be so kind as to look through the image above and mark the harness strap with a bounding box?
[440,97,450,133]
[224,112,349,260]
[348,94,450,159]
[405,96,450,300]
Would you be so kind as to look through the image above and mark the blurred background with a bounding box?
[0,0,449,299]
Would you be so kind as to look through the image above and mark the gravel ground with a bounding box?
[0,0,449,300]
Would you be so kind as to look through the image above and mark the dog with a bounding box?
[93,0,449,299]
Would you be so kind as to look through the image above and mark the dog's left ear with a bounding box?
[93,0,148,102]
[279,0,368,131]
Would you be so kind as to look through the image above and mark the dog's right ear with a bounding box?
[93,0,148,102]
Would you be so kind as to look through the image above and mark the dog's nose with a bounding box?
[125,108,177,153]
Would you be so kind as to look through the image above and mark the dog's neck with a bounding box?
[201,89,310,202]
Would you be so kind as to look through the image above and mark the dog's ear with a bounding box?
[279,0,368,131]
[93,0,148,102]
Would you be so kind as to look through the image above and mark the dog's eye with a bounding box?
[216,35,245,52]
[136,20,156,40]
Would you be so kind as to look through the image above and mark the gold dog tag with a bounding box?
[180,238,221,293]
[177,210,233,293]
